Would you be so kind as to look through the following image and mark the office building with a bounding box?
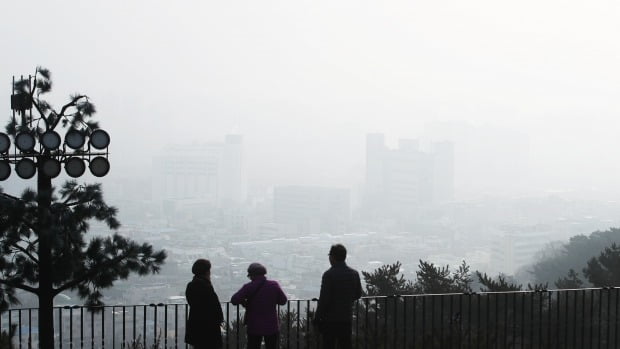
[364,133,454,215]
[152,135,246,208]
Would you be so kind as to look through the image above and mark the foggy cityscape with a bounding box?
[0,1,619,347]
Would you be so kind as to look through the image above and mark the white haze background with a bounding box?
[0,0,618,199]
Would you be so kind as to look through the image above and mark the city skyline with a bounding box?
[1,0,618,202]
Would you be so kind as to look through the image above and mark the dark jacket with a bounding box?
[315,261,363,323]
[230,276,288,335]
[185,276,224,348]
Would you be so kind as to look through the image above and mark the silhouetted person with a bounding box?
[314,244,362,349]
[185,259,224,349]
[231,263,288,349]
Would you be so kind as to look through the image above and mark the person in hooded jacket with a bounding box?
[185,259,224,349]
[231,263,287,349]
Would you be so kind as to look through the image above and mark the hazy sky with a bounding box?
[1,1,618,198]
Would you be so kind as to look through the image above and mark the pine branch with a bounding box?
[50,95,88,130]
[56,199,89,208]
[0,192,22,202]
[9,243,39,264]
[0,279,38,294]
[53,253,128,296]
[31,100,50,130]
[30,75,37,98]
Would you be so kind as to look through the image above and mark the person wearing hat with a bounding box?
[231,262,287,349]
[185,259,224,349]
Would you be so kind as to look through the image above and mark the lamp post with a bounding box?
[1,78,110,180]
[3,73,111,348]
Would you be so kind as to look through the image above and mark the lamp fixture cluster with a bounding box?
[0,129,110,180]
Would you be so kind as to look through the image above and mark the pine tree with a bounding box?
[554,269,583,289]
[0,67,166,349]
[583,243,620,287]
[413,260,472,294]
[361,261,414,296]
[476,272,522,292]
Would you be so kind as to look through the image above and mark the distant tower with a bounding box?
[363,134,455,217]
[219,134,246,207]
[431,141,455,203]
[152,135,246,208]
[365,133,386,207]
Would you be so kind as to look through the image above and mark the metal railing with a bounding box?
[3,287,620,348]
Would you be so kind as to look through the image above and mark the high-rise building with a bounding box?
[273,186,350,235]
[152,135,246,208]
[364,133,454,215]
[490,225,551,274]
[220,135,246,206]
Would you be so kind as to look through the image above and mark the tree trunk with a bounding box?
[37,290,54,349]
[37,168,54,349]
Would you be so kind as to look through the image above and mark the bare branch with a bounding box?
[50,95,88,130]
[31,100,50,130]
[0,192,22,202]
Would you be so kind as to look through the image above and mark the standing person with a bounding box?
[314,244,363,349]
[231,263,288,349]
[185,259,224,349]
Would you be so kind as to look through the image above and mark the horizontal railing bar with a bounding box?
[8,287,620,312]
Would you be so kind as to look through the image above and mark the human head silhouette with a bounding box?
[328,244,347,265]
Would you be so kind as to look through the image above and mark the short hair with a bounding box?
[191,259,211,276]
[329,244,347,262]
[247,262,267,276]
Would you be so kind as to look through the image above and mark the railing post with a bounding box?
[142,305,147,347]
[164,304,168,349]
[18,308,22,349]
[28,308,32,349]
[413,296,417,349]
[184,304,188,349]
[79,306,83,349]
[364,298,369,349]
[152,304,157,346]
[174,304,179,349]
[235,304,240,349]
[69,306,73,349]
[286,302,291,348]
[392,296,397,349]
[605,287,613,348]
[402,297,407,349]
[225,302,229,349]
[421,296,425,349]
[112,306,115,349]
[122,306,126,349]
[305,300,311,349]
[90,308,94,349]
[296,300,300,349]
[383,297,388,349]
[615,288,619,349]
[599,288,603,348]
[101,307,105,349]
[439,295,444,349]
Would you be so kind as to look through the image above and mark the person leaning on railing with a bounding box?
[313,244,363,349]
[231,262,288,349]
[185,259,224,349]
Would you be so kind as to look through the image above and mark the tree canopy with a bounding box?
[583,243,620,287]
[1,67,167,348]
[529,228,620,286]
